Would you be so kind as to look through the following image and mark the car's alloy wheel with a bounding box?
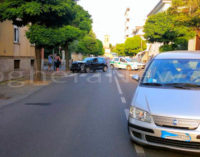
[80,65,85,72]
[103,66,108,72]
[85,67,90,73]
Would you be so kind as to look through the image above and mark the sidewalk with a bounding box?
[0,70,70,107]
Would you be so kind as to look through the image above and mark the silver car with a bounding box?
[128,51,200,153]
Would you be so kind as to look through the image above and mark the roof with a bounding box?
[148,0,172,16]
[155,51,200,59]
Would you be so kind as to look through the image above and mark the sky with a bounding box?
[78,0,160,45]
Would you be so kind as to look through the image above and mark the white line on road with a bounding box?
[134,145,145,156]
[79,74,88,77]
[114,76,123,95]
[115,70,124,78]
[64,74,77,77]
[121,97,126,104]
[124,109,129,120]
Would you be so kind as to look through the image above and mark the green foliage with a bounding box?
[0,0,76,27]
[124,35,147,56]
[115,43,125,56]
[77,34,104,56]
[169,0,200,28]
[0,0,92,49]
[159,39,188,52]
[26,24,83,48]
[72,5,92,33]
[144,12,195,44]
[96,39,105,56]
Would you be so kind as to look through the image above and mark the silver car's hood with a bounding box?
[132,87,200,119]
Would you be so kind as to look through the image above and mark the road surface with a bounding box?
[0,69,196,157]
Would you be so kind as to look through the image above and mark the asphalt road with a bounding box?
[0,69,198,157]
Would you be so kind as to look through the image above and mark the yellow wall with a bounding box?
[0,21,35,57]
[0,21,14,56]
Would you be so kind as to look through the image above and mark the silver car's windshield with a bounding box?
[141,59,200,88]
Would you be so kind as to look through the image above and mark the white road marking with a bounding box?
[121,96,126,104]
[134,145,145,156]
[79,74,87,77]
[64,74,77,77]
[115,70,124,78]
[114,76,123,95]
[124,109,129,120]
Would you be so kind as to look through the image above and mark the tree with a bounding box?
[0,0,92,77]
[144,12,195,52]
[96,39,105,56]
[0,0,78,80]
[169,0,200,29]
[124,35,147,56]
[64,5,92,70]
[26,24,83,75]
[0,0,76,27]
[77,34,104,56]
[115,43,125,56]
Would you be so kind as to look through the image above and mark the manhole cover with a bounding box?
[25,103,51,106]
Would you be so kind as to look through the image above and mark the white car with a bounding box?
[110,57,140,71]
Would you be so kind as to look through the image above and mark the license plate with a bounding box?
[161,130,191,142]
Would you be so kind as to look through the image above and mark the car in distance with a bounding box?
[110,57,143,71]
[128,51,200,153]
[70,57,108,73]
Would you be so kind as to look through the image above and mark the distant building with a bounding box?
[147,0,172,57]
[0,21,35,75]
[103,35,111,57]
[132,26,145,40]
[124,8,134,39]
[148,0,172,16]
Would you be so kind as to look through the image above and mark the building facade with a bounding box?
[124,8,134,39]
[0,21,35,74]
[103,35,111,57]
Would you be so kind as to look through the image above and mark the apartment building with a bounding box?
[124,7,135,39]
[0,21,35,74]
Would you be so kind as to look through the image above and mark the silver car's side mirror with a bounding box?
[132,75,140,81]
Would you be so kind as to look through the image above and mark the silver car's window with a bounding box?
[142,59,200,86]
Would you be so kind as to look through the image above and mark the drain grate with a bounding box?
[25,103,51,106]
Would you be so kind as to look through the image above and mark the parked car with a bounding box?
[70,57,108,73]
[110,57,141,71]
[128,51,200,153]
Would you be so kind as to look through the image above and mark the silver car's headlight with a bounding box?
[129,106,152,123]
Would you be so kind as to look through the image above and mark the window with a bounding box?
[120,58,126,63]
[142,59,200,86]
[93,58,98,63]
[31,59,34,68]
[98,58,105,63]
[114,58,119,62]
[14,60,20,70]
[14,26,19,43]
